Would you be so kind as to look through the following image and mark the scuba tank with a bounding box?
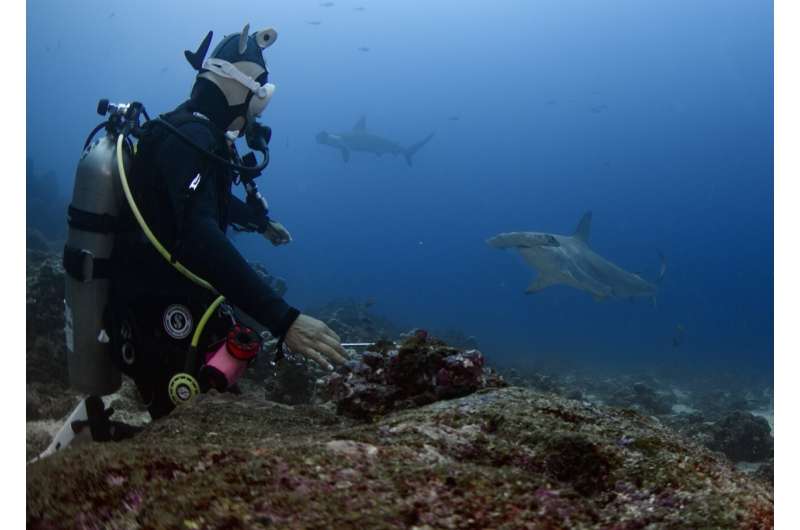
[63,100,135,396]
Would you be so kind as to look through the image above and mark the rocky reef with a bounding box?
[26,248,774,527]
[27,385,773,529]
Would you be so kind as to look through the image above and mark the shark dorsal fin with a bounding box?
[353,115,367,131]
[574,211,592,244]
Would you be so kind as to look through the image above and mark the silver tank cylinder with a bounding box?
[64,134,128,395]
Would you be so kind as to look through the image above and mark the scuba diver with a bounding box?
[44,25,346,453]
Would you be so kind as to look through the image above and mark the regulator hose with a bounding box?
[116,134,218,294]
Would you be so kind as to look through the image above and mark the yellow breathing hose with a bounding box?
[192,295,226,348]
[116,134,218,293]
[116,133,225,355]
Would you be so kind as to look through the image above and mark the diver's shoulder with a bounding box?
[173,119,219,143]
[159,116,220,153]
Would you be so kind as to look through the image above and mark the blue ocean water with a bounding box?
[26,0,773,376]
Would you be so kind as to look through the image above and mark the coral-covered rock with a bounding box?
[323,336,505,420]
[708,411,773,462]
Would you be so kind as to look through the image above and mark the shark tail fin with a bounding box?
[404,133,435,166]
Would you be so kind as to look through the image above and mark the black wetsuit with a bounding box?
[111,102,299,419]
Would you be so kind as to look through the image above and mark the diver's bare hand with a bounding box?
[284,314,347,370]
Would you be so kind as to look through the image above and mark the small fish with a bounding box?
[307,20,322,25]
[545,99,557,106]
[320,1,335,6]
[108,12,115,19]
[159,66,169,74]
[354,6,366,11]
[364,298,376,308]
[590,104,609,114]
[357,46,370,52]
[448,115,460,121]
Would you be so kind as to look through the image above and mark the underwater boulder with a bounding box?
[708,411,773,462]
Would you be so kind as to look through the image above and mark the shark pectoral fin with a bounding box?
[341,148,350,162]
[525,276,556,294]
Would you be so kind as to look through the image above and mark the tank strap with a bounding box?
[67,205,117,234]
[63,245,112,282]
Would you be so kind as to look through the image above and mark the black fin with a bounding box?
[184,31,213,71]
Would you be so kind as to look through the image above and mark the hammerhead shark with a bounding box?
[487,212,666,303]
[316,116,434,166]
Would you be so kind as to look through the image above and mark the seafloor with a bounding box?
[26,245,773,529]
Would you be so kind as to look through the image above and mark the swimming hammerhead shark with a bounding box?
[487,212,666,303]
[316,116,434,166]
